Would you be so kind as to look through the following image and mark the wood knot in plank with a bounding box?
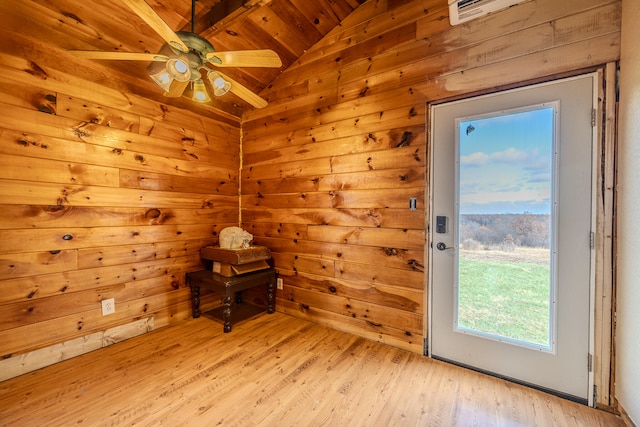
[38,105,55,114]
[408,259,424,272]
[25,61,47,79]
[383,247,399,256]
[72,122,92,139]
[62,11,83,23]
[395,131,413,147]
[145,208,161,219]
[46,205,65,213]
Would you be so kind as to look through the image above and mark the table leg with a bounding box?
[267,275,275,314]
[222,293,233,333]
[191,285,201,318]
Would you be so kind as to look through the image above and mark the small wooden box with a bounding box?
[213,260,270,276]
[200,246,270,264]
[200,246,271,277]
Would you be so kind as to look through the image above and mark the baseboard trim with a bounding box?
[620,405,638,427]
[0,317,154,382]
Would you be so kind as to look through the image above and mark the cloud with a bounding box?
[461,147,534,167]
[491,147,529,163]
[527,172,552,183]
[462,189,550,205]
[460,151,490,166]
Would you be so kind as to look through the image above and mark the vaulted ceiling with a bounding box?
[1,0,366,118]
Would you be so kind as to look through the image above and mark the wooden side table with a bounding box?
[187,268,276,333]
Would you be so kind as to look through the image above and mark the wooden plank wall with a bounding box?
[241,0,622,355]
[0,34,241,362]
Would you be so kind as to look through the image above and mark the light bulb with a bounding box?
[192,80,211,103]
[207,71,231,96]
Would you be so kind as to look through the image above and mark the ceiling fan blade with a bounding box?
[216,71,268,109]
[206,50,282,68]
[164,79,190,98]
[69,51,169,61]
[119,0,189,53]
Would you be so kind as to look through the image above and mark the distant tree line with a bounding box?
[460,213,550,250]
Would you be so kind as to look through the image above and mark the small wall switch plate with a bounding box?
[277,278,284,290]
[101,298,115,316]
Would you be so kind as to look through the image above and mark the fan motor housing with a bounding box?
[177,32,218,61]
[172,32,222,80]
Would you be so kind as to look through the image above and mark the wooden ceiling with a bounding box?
[1,0,365,118]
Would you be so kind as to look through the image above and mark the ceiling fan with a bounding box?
[69,0,282,108]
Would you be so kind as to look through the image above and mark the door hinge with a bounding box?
[592,385,597,407]
[590,231,595,249]
[588,353,593,372]
[423,337,428,356]
[591,108,597,127]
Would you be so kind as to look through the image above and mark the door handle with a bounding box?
[435,242,453,251]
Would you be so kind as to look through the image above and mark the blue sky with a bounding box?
[458,107,554,215]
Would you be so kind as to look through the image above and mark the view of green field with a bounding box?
[457,247,551,347]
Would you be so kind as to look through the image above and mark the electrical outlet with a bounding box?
[101,298,115,316]
[276,278,284,290]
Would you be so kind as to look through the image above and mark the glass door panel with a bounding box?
[456,107,555,351]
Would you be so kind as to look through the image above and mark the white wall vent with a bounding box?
[448,0,527,25]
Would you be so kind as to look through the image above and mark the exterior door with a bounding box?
[429,74,597,403]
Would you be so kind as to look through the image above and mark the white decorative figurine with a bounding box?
[218,226,253,249]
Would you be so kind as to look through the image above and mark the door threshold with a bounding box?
[431,355,588,406]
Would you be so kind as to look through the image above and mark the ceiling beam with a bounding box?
[208,0,247,26]
[195,0,273,38]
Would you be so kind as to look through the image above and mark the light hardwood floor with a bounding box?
[0,312,624,426]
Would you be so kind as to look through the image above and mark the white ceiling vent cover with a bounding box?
[448,0,527,25]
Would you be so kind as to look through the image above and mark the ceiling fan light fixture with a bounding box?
[192,79,211,103]
[149,56,191,92]
[150,69,174,92]
[207,71,231,96]
[165,57,191,82]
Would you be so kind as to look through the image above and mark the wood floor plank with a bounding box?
[0,313,624,426]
